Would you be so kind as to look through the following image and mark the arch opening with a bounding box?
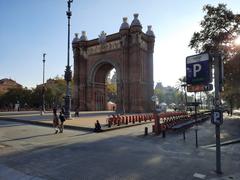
[93,63,117,111]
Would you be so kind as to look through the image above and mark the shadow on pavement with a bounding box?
[0,130,240,180]
[0,133,55,143]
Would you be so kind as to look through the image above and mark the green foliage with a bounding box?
[189,4,240,59]
[106,82,117,102]
[154,88,164,102]
[222,54,240,108]
[0,77,68,110]
[154,83,186,106]
[189,3,240,108]
[0,87,33,109]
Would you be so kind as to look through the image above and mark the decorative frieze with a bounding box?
[87,40,121,55]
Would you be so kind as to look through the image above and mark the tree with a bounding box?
[189,4,240,59]
[189,3,240,108]
[44,78,67,108]
[0,76,72,110]
[154,82,186,107]
[154,88,164,103]
[106,69,117,103]
[222,53,240,108]
[176,76,187,105]
[106,82,117,102]
[0,87,33,110]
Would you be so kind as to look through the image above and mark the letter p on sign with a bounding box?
[214,112,220,121]
[211,110,223,125]
[193,64,202,77]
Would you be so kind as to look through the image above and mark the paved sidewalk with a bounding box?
[0,111,154,132]
[1,110,239,134]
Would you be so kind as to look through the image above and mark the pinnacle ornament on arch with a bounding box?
[130,13,142,28]
[80,31,88,41]
[120,17,129,31]
[146,25,155,37]
[72,33,80,43]
[98,31,107,44]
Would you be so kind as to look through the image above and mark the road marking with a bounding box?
[193,173,206,179]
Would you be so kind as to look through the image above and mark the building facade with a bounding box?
[72,14,155,113]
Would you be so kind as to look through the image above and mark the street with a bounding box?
[0,113,240,180]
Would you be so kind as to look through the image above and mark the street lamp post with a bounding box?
[41,53,46,115]
[64,0,73,119]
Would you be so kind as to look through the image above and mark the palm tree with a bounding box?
[176,76,187,105]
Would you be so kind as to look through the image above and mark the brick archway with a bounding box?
[88,60,120,111]
[72,15,155,113]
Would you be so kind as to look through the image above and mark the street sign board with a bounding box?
[186,53,212,85]
[211,110,223,125]
[187,84,213,92]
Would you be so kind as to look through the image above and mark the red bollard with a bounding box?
[108,116,113,127]
[126,116,128,125]
[133,115,135,124]
[139,115,141,122]
[113,115,117,125]
[154,113,160,135]
[117,115,121,126]
[129,115,132,123]
[121,116,125,124]
[150,115,153,121]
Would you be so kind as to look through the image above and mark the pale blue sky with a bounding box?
[0,0,239,88]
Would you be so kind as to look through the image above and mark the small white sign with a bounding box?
[186,53,209,64]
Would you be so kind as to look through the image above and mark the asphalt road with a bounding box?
[0,114,240,180]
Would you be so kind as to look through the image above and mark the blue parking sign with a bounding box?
[186,53,212,85]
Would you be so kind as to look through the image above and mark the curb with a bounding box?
[201,138,240,148]
[101,121,153,132]
[0,117,93,132]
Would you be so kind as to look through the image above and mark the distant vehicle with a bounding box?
[156,103,167,113]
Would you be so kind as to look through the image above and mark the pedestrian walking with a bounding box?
[59,110,66,133]
[53,108,60,134]
[74,107,79,117]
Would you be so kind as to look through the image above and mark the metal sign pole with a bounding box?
[214,54,222,174]
[194,92,198,148]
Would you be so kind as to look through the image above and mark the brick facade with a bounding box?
[72,16,155,113]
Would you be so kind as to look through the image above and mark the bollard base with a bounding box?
[144,127,148,136]
[162,131,166,138]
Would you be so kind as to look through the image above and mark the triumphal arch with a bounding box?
[72,14,155,113]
